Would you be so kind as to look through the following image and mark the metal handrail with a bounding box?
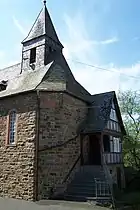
[63,154,81,184]
[94,178,111,199]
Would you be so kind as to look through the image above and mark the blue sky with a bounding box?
[0,0,140,94]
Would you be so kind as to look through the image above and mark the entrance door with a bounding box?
[89,135,101,165]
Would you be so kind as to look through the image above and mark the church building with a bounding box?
[0,1,125,201]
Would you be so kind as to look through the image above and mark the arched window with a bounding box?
[7,110,17,145]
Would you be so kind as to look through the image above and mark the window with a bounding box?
[113,137,120,152]
[7,110,17,145]
[30,48,36,64]
[109,136,121,153]
[0,80,8,91]
[106,119,121,132]
[110,108,118,121]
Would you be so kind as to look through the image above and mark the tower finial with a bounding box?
[43,0,46,6]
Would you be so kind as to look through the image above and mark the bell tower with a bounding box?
[21,1,63,73]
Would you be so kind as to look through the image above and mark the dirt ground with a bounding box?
[0,197,109,210]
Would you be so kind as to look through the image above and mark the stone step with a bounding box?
[78,171,104,175]
[64,195,88,202]
[67,186,110,195]
[73,176,106,182]
[66,190,96,197]
[68,183,109,190]
[67,186,96,192]
[71,178,106,184]
[64,194,111,202]
[74,172,105,177]
[80,166,103,172]
[63,165,110,203]
[75,171,105,175]
[68,183,96,187]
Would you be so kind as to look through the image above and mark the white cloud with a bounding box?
[12,16,27,35]
[0,45,21,69]
[0,17,27,69]
[1,9,139,95]
[100,37,119,45]
[62,12,140,95]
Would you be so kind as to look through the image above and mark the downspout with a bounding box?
[100,132,104,165]
[20,46,24,74]
[35,90,40,201]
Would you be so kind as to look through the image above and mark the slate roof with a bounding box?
[22,4,63,48]
[82,92,114,133]
[0,63,21,81]
[81,91,125,134]
[37,52,91,102]
[0,62,53,98]
[0,53,91,102]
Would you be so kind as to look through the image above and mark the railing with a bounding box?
[94,178,111,199]
[50,154,81,199]
[63,154,81,184]
[103,152,122,164]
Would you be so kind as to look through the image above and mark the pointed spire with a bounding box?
[22,2,63,48]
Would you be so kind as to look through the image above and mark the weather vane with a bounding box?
[43,0,46,6]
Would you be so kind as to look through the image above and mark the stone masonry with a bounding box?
[0,92,37,201]
[0,90,88,201]
[22,37,46,72]
[37,92,88,200]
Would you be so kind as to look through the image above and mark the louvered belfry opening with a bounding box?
[0,80,8,91]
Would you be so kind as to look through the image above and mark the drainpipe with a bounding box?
[20,46,24,74]
[35,90,40,201]
[100,132,104,165]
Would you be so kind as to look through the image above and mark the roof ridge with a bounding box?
[22,8,43,43]
[0,63,21,71]
[92,91,115,96]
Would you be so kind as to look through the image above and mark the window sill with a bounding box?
[6,143,17,147]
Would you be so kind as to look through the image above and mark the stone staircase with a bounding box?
[64,165,111,202]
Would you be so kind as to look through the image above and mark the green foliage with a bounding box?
[119,191,140,205]
[0,110,7,116]
[118,90,140,169]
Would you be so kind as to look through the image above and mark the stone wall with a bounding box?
[22,37,46,72]
[22,35,62,73]
[0,93,37,201]
[107,164,125,189]
[37,92,88,200]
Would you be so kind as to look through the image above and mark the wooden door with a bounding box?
[89,135,101,165]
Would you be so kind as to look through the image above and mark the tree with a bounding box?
[118,90,140,170]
